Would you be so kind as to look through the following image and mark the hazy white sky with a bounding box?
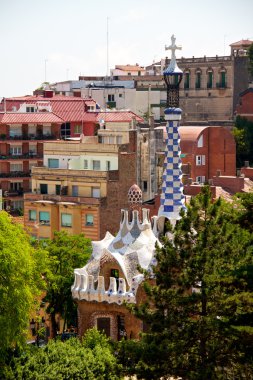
[0,0,252,97]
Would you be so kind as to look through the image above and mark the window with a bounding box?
[92,160,100,170]
[55,184,61,195]
[61,213,72,227]
[143,181,148,192]
[196,155,206,166]
[12,200,23,210]
[39,211,50,225]
[197,135,203,148]
[108,94,115,102]
[84,159,88,169]
[86,214,94,226]
[40,184,48,194]
[9,126,22,138]
[74,125,82,134]
[109,136,114,144]
[196,176,206,184]
[26,106,35,113]
[92,187,100,198]
[184,72,190,89]
[29,210,36,221]
[10,182,22,191]
[43,125,51,136]
[10,146,22,155]
[116,136,122,144]
[207,71,213,88]
[111,269,119,289]
[97,318,110,337]
[106,161,111,171]
[72,185,78,196]
[61,122,71,139]
[29,145,37,156]
[10,163,22,172]
[48,158,59,168]
[195,71,201,89]
[221,71,226,88]
[119,93,123,98]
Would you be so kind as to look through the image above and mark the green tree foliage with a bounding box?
[233,115,253,167]
[248,43,253,78]
[129,187,253,380]
[0,212,46,358]
[7,329,122,380]
[42,231,92,337]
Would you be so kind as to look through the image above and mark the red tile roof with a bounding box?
[230,39,253,47]
[0,112,63,124]
[1,96,143,124]
[1,96,95,123]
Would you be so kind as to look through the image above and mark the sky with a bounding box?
[0,0,253,97]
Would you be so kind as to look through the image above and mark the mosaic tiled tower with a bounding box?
[158,35,186,224]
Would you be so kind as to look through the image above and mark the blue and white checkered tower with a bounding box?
[158,35,186,226]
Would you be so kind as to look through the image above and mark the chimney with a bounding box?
[216,170,221,177]
[244,161,249,167]
[44,90,54,98]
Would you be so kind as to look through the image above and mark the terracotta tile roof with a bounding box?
[0,112,63,124]
[2,96,96,123]
[230,39,253,47]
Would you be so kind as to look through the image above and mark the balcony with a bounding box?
[106,101,116,108]
[0,153,43,160]
[3,189,24,197]
[24,192,102,206]
[0,134,57,141]
[0,171,31,178]
[216,83,227,89]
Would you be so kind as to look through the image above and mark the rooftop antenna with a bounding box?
[106,16,109,79]
[45,59,48,83]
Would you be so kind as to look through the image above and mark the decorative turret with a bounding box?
[72,185,160,305]
[158,35,186,228]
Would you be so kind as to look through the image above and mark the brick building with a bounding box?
[235,87,253,121]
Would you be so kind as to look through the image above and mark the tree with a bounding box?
[8,329,122,380]
[248,42,253,79]
[42,231,92,337]
[0,212,46,359]
[233,115,253,167]
[130,187,253,379]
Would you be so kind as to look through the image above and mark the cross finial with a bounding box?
[165,34,182,61]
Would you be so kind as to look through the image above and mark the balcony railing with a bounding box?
[0,154,43,160]
[0,171,30,178]
[0,134,57,141]
[216,83,227,89]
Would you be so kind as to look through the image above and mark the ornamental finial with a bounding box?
[165,34,182,62]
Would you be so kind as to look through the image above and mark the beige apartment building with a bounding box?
[24,131,139,240]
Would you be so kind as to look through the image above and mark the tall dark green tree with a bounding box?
[130,187,253,380]
[248,42,253,78]
[42,231,92,337]
[233,115,253,167]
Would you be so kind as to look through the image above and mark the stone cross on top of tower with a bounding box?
[164,34,182,75]
[165,34,182,61]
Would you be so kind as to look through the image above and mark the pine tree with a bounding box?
[130,187,253,380]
